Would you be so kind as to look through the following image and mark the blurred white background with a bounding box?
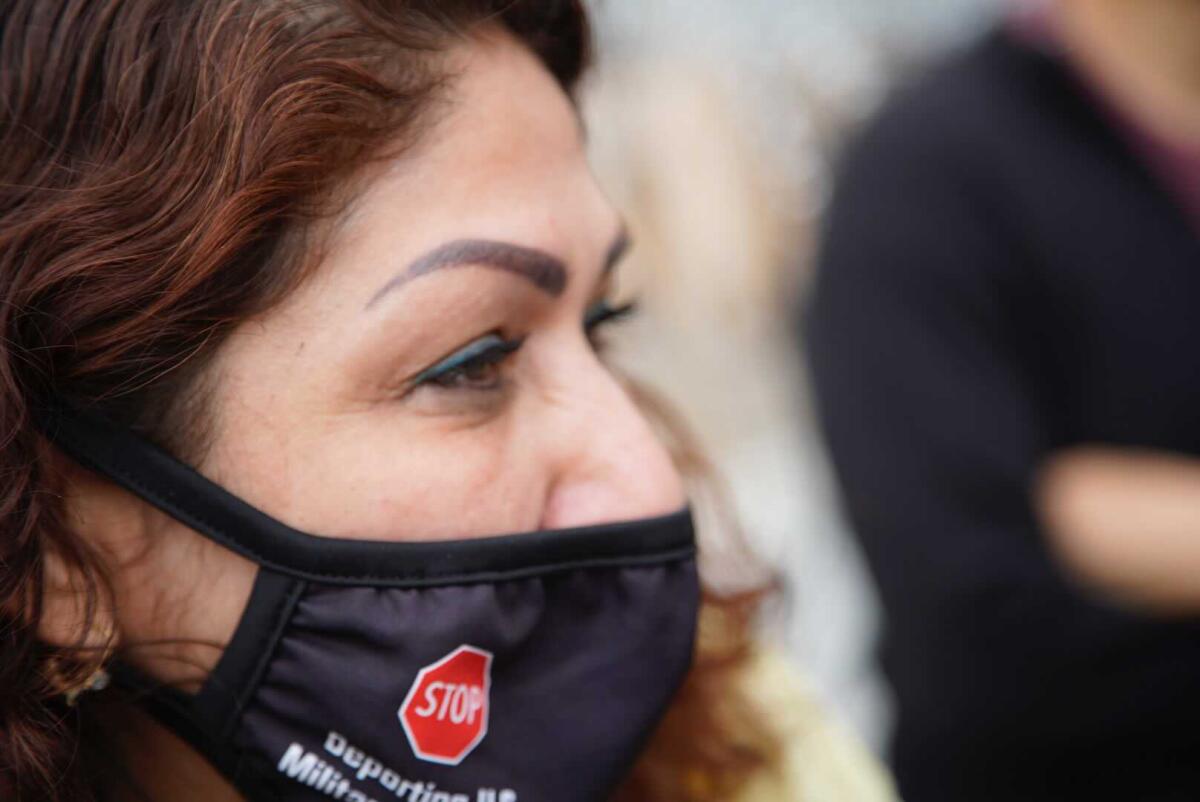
[582,0,1004,753]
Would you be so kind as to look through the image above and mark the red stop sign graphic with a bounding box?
[399,645,493,765]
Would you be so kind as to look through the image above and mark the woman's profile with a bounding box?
[0,2,894,800]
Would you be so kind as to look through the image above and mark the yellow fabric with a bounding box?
[735,651,899,802]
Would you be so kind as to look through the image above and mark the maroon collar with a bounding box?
[1008,2,1200,233]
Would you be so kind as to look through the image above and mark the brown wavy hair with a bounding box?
[0,1,780,800]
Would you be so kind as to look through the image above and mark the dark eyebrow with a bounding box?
[365,240,565,309]
[365,227,631,310]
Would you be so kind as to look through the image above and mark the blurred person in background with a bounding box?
[0,1,895,800]
[804,0,1200,799]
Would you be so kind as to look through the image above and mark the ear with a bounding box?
[39,438,259,692]
[36,454,143,653]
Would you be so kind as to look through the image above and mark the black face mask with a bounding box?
[42,408,699,802]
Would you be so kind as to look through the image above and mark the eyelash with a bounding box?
[411,300,638,393]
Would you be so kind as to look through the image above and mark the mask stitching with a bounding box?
[223,576,306,741]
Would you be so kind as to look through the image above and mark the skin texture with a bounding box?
[47,29,684,801]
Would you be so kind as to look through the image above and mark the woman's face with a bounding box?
[66,30,683,685]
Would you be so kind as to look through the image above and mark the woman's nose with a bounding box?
[536,362,686,531]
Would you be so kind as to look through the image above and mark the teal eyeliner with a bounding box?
[412,335,524,386]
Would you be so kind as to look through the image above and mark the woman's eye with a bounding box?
[410,334,525,392]
[406,301,635,397]
[584,299,638,348]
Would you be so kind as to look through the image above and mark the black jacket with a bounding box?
[804,27,1200,802]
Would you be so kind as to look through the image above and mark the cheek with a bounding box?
[349,438,545,541]
[213,409,550,542]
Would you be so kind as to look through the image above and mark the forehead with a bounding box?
[309,29,606,295]
[424,27,587,181]
[376,30,588,212]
